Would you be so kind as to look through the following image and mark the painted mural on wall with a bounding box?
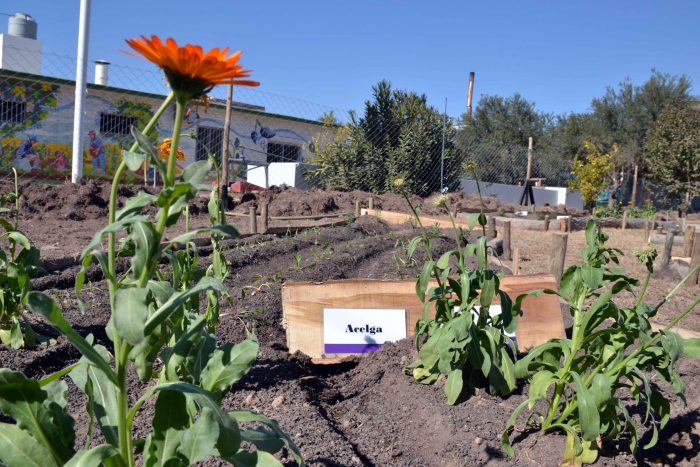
[0,74,327,183]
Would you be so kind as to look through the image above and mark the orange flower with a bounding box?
[158,138,185,161]
[125,35,259,98]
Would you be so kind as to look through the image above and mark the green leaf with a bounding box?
[0,369,75,464]
[201,335,259,398]
[122,150,146,172]
[114,288,150,346]
[164,225,239,249]
[156,182,195,208]
[144,277,226,335]
[10,316,24,349]
[229,450,283,467]
[65,445,125,467]
[501,399,530,458]
[479,273,496,308]
[131,126,165,179]
[128,221,159,278]
[145,390,188,467]
[436,250,452,269]
[26,292,117,384]
[0,423,59,467]
[680,337,700,357]
[590,373,613,409]
[181,160,213,190]
[70,346,119,446]
[116,192,157,221]
[176,408,219,464]
[444,368,463,405]
[416,260,434,302]
[571,371,600,442]
[581,264,603,289]
[406,236,422,261]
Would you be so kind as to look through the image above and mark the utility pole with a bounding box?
[466,72,475,119]
[221,83,233,213]
[440,97,447,192]
[71,0,91,183]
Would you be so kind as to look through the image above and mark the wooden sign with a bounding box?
[282,274,565,362]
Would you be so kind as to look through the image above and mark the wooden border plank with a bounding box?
[282,274,565,360]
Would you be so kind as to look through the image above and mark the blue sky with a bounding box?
[3,1,699,119]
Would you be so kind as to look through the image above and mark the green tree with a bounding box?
[568,141,618,207]
[308,81,459,196]
[456,93,561,184]
[645,104,700,212]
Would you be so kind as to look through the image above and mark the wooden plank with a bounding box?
[282,274,565,360]
[361,208,492,232]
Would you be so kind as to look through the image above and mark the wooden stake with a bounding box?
[368,197,374,210]
[487,216,497,240]
[261,203,269,234]
[354,200,361,219]
[526,137,533,180]
[512,246,520,275]
[220,83,233,213]
[689,232,700,287]
[502,220,512,260]
[249,205,258,234]
[550,232,568,282]
[543,215,550,231]
[683,226,696,258]
[622,208,628,230]
[631,164,638,206]
[643,219,650,243]
[659,227,677,270]
[559,217,570,232]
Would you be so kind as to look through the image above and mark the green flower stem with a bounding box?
[107,92,175,302]
[652,263,700,313]
[634,270,652,309]
[104,91,174,466]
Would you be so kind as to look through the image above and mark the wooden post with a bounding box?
[631,163,638,207]
[354,200,361,219]
[643,219,650,243]
[261,203,269,234]
[689,233,700,287]
[526,137,533,181]
[466,71,475,119]
[659,227,677,270]
[368,196,374,210]
[559,217,570,232]
[543,214,550,231]
[550,232,568,282]
[656,225,664,235]
[487,216,497,240]
[621,208,628,230]
[220,83,233,213]
[249,205,258,234]
[502,220,512,260]
[682,226,696,257]
[512,246,520,275]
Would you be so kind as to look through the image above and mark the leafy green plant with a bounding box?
[628,202,656,220]
[402,179,522,403]
[0,87,303,466]
[0,168,40,348]
[502,221,700,465]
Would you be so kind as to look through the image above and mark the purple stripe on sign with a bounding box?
[325,343,382,354]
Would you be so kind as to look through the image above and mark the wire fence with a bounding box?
[0,43,580,206]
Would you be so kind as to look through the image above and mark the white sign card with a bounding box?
[465,305,516,339]
[323,308,407,354]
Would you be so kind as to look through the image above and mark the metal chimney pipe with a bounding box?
[94,59,109,85]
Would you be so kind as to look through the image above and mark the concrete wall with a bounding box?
[460,179,584,209]
[0,70,334,180]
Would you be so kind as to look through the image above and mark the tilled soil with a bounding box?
[0,213,698,466]
[0,179,698,466]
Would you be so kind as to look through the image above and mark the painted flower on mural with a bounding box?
[41,82,52,92]
[124,35,259,99]
[12,85,25,98]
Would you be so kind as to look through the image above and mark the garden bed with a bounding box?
[1,180,699,466]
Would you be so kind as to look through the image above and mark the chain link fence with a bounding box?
[0,43,576,205]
